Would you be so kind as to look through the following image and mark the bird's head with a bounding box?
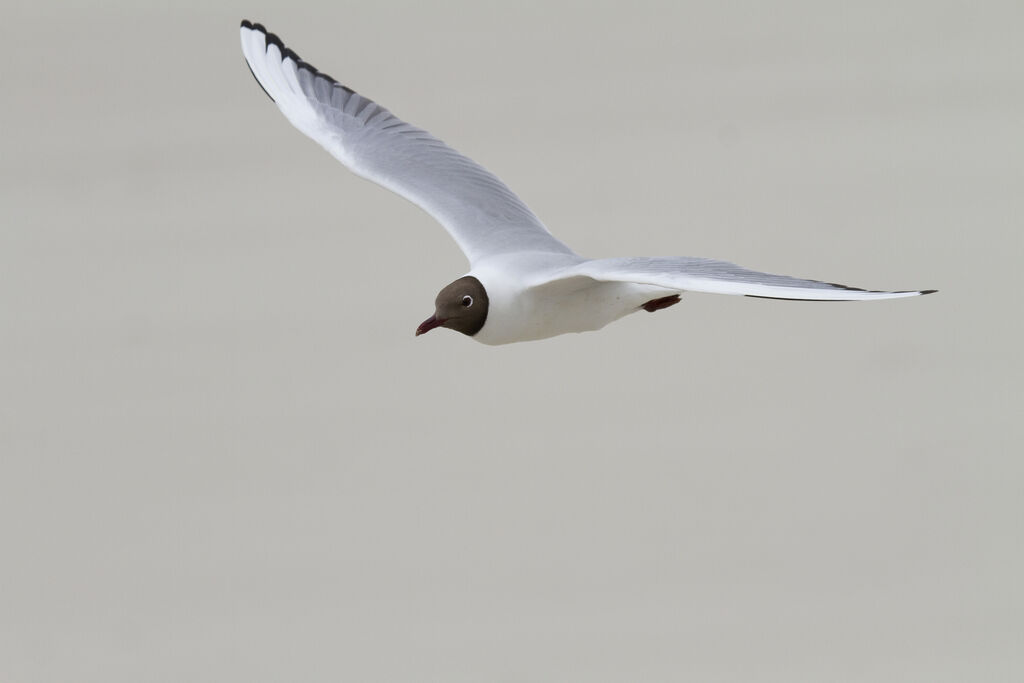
[415,276,489,338]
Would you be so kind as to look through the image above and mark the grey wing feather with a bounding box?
[559,257,935,301]
[239,21,575,265]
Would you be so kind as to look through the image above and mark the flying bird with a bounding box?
[239,20,935,345]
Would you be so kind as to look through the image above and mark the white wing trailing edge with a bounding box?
[558,257,937,301]
[239,20,575,266]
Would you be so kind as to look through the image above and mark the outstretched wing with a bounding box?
[557,257,936,300]
[239,20,575,266]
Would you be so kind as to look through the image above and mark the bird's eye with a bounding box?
[461,295,473,307]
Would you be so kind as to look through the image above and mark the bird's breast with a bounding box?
[472,273,674,345]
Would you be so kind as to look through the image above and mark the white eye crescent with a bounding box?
[461,295,473,307]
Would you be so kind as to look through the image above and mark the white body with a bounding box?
[469,253,677,345]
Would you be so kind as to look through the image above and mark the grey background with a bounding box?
[2,1,1021,681]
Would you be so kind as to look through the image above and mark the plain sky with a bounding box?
[2,1,1022,681]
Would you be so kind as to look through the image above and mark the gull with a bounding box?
[239,20,935,345]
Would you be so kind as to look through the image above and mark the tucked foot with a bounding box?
[641,294,682,312]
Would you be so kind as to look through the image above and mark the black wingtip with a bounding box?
[264,29,286,53]
[240,20,279,103]
[240,21,302,63]
[920,289,938,295]
[240,20,357,99]
[823,281,868,292]
[241,20,268,33]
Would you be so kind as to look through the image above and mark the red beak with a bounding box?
[415,315,446,336]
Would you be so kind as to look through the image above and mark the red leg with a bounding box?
[641,294,682,312]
